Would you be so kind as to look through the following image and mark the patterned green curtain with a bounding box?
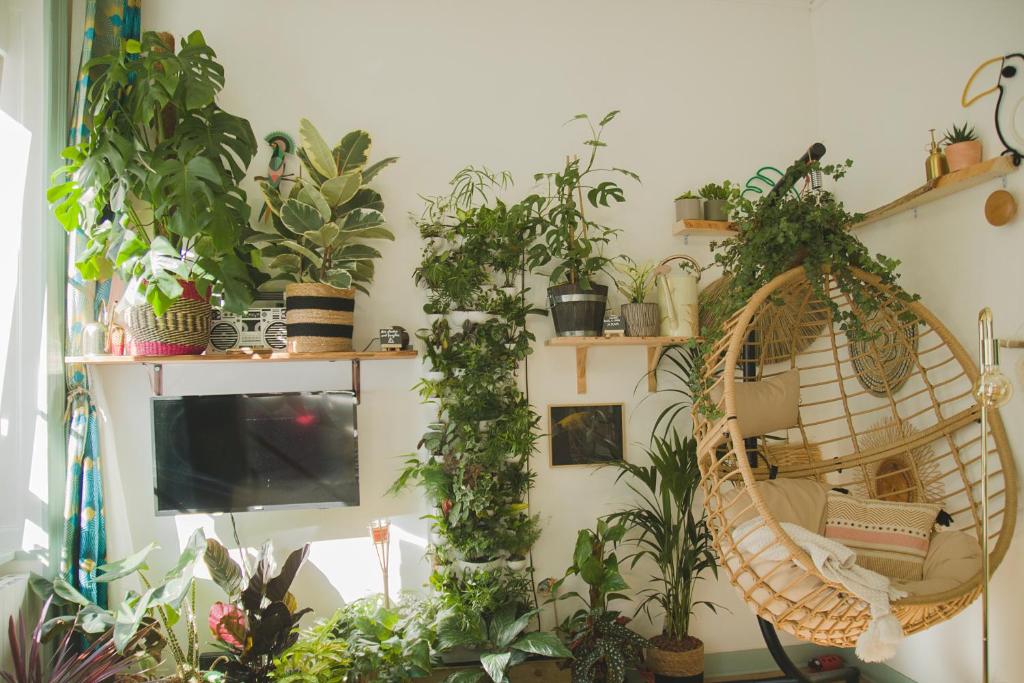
[62,0,141,608]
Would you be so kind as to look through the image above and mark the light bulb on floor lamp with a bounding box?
[974,308,1012,683]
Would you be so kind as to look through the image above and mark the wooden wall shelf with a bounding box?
[852,156,1019,229]
[545,336,696,394]
[66,349,418,398]
[65,350,417,365]
[672,219,737,237]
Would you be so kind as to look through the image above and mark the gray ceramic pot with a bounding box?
[703,199,729,221]
[674,197,703,221]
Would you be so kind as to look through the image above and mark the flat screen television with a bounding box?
[151,391,359,514]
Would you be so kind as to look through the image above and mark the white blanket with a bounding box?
[734,517,907,662]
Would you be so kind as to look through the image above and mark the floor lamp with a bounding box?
[974,309,1012,683]
[370,519,392,608]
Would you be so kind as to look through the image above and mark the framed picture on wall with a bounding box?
[549,403,625,467]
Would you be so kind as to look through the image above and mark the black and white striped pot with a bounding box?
[547,283,608,337]
[284,283,354,353]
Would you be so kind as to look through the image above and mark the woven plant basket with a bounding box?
[126,280,210,355]
[647,637,704,682]
[621,302,660,337]
[285,282,355,352]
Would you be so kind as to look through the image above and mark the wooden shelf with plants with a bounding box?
[64,350,416,365]
[851,155,1019,229]
[672,219,737,237]
[545,335,697,394]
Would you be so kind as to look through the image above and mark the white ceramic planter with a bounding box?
[455,558,505,575]
[506,558,529,572]
[423,370,445,382]
[447,310,492,327]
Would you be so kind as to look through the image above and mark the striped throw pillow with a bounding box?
[824,492,940,581]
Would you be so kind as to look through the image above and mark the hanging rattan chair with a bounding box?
[694,266,1017,650]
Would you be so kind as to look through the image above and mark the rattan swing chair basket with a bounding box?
[693,266,1017,648]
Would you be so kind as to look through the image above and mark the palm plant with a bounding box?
[605,432,719,653]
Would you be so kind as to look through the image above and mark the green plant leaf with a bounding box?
[95,542,157,582]
[281,240,323,268]
[297,185,332,222]
[299,118,337,179]
[332,130,371,173]
[321,171,362,207]
[511,631,571,658]
[281,198,325,234]
[361,156,398,183]
[479,651,512,683]
[204,539,243,598]
[52,577,92,606]
[444,672,485,683]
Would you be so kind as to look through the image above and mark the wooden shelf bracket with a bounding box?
[549,336,696,395]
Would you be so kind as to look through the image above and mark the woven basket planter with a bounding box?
[621,302,660,337]
[126,280,210,356]
[647,637,704,682]
[285,283,355,353]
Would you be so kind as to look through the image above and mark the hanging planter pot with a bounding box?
[506,557,529,572]
[447,309,492,327]
[647,636,704,683]
[284,283,354,353]
[547,282,608,337]
[126,280,211,356]
[621,302,660,337]
[455,558,505,575]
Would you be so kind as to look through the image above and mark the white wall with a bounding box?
[87,0,824,654]
[811,1,1024,682]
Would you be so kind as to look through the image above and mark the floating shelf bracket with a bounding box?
[144,363,164,396]
[547,336,697,395]
[352,359,361,404]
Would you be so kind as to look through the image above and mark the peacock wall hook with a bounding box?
[963,52,1024,166]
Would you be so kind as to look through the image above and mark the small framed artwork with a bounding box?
[549,403,625,467]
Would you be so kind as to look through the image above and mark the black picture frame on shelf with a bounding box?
[549,403,625,467]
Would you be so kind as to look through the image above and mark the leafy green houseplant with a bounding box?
[204,539,312,682]
[698,181,735,221]
[249,117,397,352]
[606,432,719,681]
[942,122,982,171]
[673,191,702,221]
[553,521,649,683]
[527,111,638,337]
[612,260,660,337]
[271,614,352,683]
[48,31,259,354]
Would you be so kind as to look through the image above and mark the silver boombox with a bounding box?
[208,294,287,352]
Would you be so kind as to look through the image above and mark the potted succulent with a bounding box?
[698,181,735,221]
[505,514,542,571]
[48,31,259,355]
[606,432,719,683]
[251,118,397,352]
[943,122,982,172]
[674,191,702,221]
[613,260,660,337]
[528,111,639,337]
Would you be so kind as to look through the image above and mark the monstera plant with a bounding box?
[48,30,258,354]
[250,118,397,352]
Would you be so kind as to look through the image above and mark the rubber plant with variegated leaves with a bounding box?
[248,118,398,294]
[48,31,259,315]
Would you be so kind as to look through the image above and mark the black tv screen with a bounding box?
[152,391,359,514]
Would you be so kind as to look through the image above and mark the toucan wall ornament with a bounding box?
[963,53,1024,165]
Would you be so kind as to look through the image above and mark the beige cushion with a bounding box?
[824,492,941,581]
[725,478,828,532]
[714,369,801,437]
[896,530,982,597]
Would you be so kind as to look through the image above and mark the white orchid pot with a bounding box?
[656,254,701,338]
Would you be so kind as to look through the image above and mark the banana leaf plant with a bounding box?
[47,30,259,315]
[249,118,397,293]
[204,539,312,682]
[36,530,208,681]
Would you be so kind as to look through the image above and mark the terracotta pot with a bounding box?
[674,197,703,221]
[945,140,982,172]
[126,280,211,356]
[647,636,704,682]
[284,282,354,353]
